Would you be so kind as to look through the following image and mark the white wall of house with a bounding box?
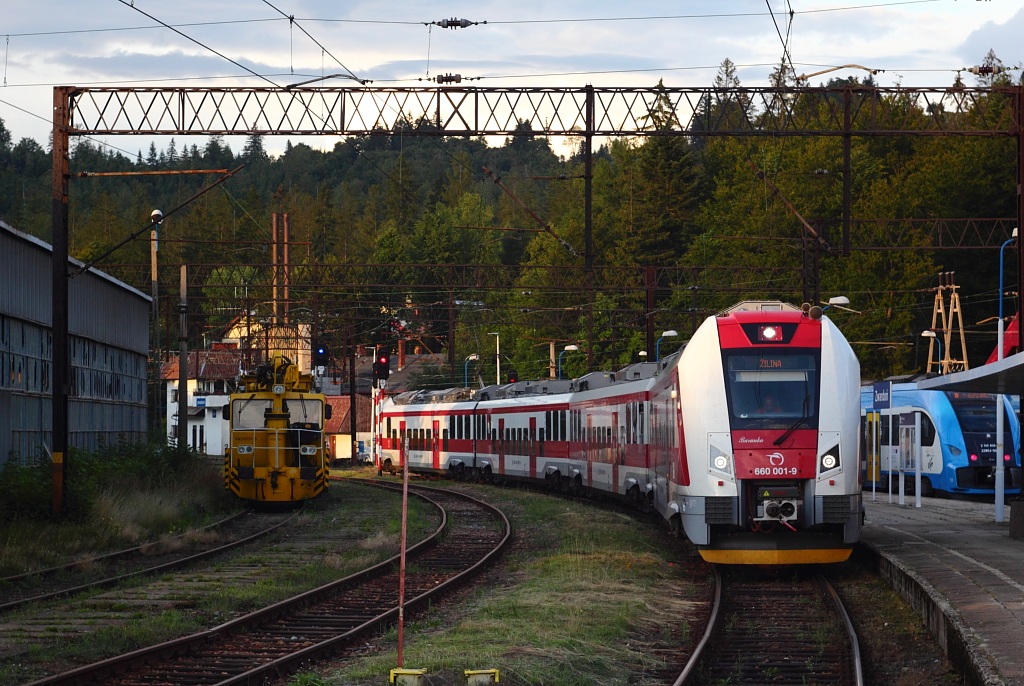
[165,379,230,455]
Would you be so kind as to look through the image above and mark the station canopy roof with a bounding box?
[916,352,1024,395]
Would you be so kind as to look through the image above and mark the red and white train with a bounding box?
[376,301,863,565]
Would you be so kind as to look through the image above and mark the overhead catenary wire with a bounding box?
[116,0,282,88]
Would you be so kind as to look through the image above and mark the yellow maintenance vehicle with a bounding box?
[226,353,331,503]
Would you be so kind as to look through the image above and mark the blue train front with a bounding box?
[860,383,1022,497]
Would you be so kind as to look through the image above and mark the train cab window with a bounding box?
[920,413,936,446]
[286,394,325,429]
[232,396,272,429]
[723,351,820,431]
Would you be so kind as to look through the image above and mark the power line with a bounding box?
[261,0,365,84]
[5,1,944,39]
[116,0,281,88]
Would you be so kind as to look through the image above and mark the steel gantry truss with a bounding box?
[64,85,1020,137]
[49,84,1024,510]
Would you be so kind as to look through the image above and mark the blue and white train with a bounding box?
[860,383,1022,497]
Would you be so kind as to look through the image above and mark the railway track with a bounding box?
[675,566,863,686]
[23,481,511,686]
[0,510,291,613]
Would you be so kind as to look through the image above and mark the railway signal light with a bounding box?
[373,349,391,384]
[507,368,518,384]
[313,342,328,366]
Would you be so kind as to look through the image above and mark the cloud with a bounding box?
[959,6,1024,69]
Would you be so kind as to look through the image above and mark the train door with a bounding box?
[529,416,537,478]
[498,417,505,475]
[586,413,594,486]
[399,420,406,472]
[432,419,440,470]
[612,410,621,465]
[863,411,882,494]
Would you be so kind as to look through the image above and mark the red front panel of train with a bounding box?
[731,430,818,479]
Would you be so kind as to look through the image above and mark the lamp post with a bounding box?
[488,332,500,385]
[655,330,678,362]
[149,210,163,438]
[995,227,1017,523]
[639,350,648,361]
[558,344,579,379]
[464,353,479,387]
[823,295,850,311]
[921,330,942,375]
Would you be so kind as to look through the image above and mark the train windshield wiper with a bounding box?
[774,392,811,446]
[774,415,808,446]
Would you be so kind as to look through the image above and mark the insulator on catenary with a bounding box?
[968,66,1005,75]
[437,17,476,29]
[435,73,463,84]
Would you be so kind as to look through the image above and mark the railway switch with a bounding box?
[465,668,500,684]
[390,667,426,685]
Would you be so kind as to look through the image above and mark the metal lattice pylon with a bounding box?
[926,272,970,374]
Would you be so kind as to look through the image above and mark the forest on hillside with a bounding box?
[1,57,1021,383]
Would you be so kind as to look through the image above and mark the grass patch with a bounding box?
[1,480,439,683]
[310,486,709,686]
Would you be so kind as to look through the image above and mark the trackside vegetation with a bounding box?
[0,443,231,576]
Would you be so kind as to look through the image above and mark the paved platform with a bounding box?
[860,494,1024,686]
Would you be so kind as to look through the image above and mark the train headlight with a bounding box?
[709,441,733,478]
[299,446,317,456]
[237,445,254,454]
[819,444,840,474]
[272,384,286,395]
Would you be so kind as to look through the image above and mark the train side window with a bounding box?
[387,417,392,436]
[880,416,891,446]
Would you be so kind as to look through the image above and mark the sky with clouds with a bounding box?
[1,0,1022,157]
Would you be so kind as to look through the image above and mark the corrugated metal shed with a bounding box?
[1,220,150,465]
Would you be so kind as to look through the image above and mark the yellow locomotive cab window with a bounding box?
[233,397,273,429]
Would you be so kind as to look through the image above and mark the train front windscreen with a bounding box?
[946,391,1014,467]
[722,351,821,431]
